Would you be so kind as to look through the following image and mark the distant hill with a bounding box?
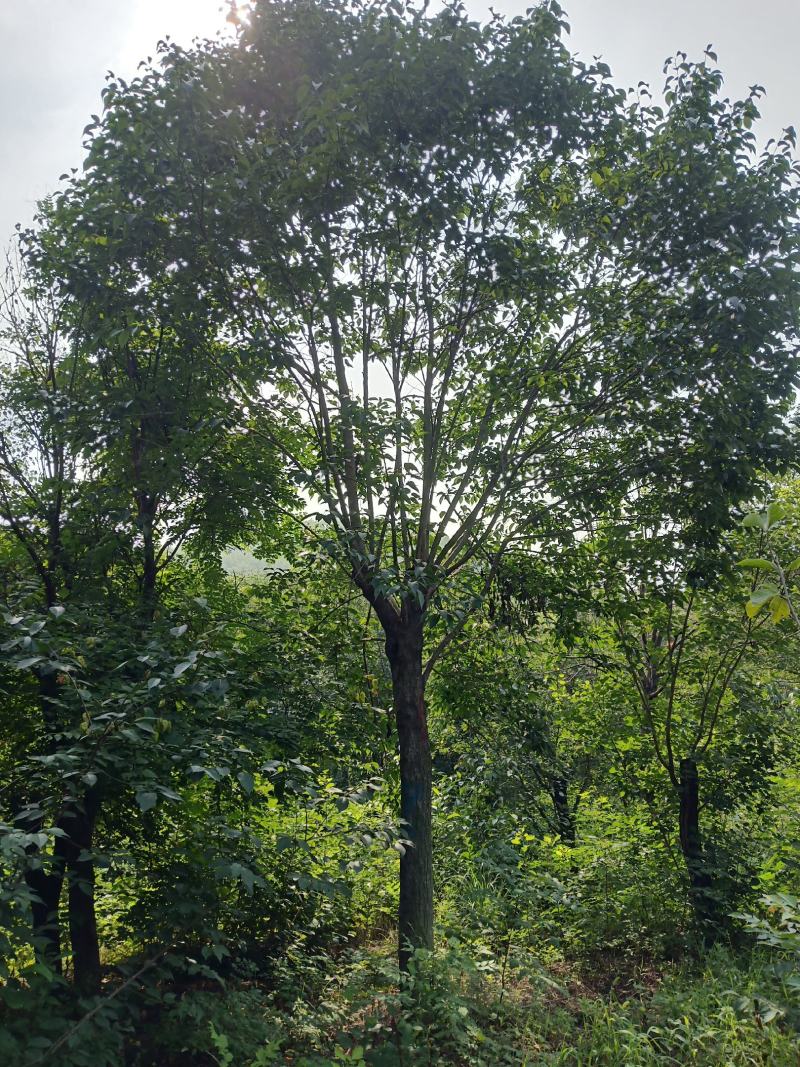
[221,548,288,577]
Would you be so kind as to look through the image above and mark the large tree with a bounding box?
[39,0,800,964]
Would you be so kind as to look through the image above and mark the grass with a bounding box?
[5,936,798,1065]
[191,942,800,1066]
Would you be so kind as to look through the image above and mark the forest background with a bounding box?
[2,2,800,1064]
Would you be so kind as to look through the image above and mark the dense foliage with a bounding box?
[1,1,800,1063]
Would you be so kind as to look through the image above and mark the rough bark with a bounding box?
[384,610,434,971]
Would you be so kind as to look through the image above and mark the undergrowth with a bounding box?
[9,939,796,1066]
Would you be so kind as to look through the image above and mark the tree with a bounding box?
[39,0,800,965]
[575,510,785,936]
[0,248,288,992]
[432,621,592,847]
[738,490,800,631]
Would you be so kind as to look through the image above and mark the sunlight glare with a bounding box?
[120,0,238,72]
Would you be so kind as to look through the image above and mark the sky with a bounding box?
[1,0,798,246]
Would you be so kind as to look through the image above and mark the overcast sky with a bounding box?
[1,1,798,245]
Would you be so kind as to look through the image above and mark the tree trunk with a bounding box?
[384,612,433,971]
[24,671,68,976]
[550,775,576,846]
[138,491,158,618]
[23,791,103,993]
[678,757,714,934]
[25,848,66,976]
[64,791,102,996]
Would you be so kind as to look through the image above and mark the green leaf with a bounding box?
[228,862,255,894]
[14,656,43,669]
[749,585,780,606]
[742,511,766,529]
[746,585,780,617]
[766,502,788,528]
[737,558,775,571]
[769,596,791,624]
[741,502,787,533]
[135,791,158,812]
